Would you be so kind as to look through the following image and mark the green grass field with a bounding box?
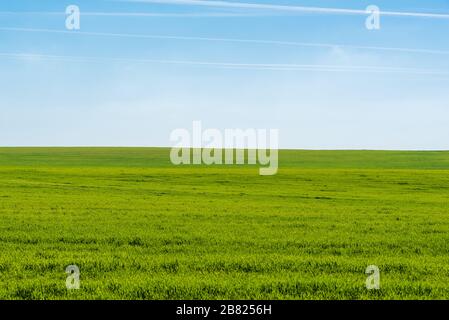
[1,148,449,300]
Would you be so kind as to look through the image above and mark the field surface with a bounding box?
[0,148,449,299]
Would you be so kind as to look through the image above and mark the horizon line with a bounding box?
[1,146,449,152]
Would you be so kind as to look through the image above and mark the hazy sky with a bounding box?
[1,0,449,149]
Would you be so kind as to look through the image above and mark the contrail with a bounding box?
[0,52,447,75]
[120,0,449,19]
[3,2,449,19]
[0,11,264,17]
[2,27,449,56]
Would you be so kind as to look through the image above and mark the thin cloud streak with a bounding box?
[4,1,449,19]
[0,11,264,17]
[122,0,449,19]
[0,52,447,75]
[2,27,449,56]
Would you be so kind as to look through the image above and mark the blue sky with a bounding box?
[0,0,449,149]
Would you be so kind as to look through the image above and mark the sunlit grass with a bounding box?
[0,148,448,299]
